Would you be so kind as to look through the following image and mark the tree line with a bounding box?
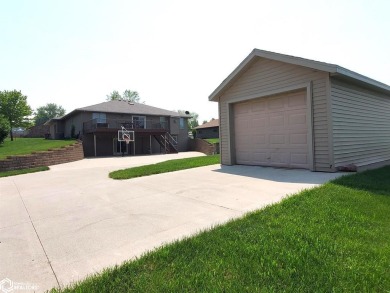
[0,90,66,142]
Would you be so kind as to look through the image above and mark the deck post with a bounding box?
[94,134,97,157]
[150,135,152,154]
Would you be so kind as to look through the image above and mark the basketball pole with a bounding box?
[119,125,135,156]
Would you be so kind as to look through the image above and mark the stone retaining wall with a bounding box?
[189,139,220,155]
[0,141,84,172]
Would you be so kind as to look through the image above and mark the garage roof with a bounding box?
[209,49,390,101]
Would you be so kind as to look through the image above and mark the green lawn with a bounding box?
[53,166,390,292]
[0,138,76,159]
[109,154,220,179]
[205,138,219,144]
[0,166,49,178]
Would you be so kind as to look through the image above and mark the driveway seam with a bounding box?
[172,192,242,213]
[12,179,61,289]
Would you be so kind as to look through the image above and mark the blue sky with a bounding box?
[1,0,389,123]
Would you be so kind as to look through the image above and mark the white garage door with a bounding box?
[234,90,309,169]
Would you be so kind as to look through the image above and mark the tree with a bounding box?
[0,114,10,144]
[123,89,140,102]
[106,90,122,101]
[106,89,142,103]
[178,110,199,130]
[34,103,66,125]
[0,90,32,141]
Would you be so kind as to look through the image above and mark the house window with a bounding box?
[160,117,167,129]
[179,118,185,129]
[92,113,106,123]
[133,116,146,129]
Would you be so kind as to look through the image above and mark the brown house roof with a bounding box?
[77,100,189,117]
[47,100,190,124]
[194,119,219,129]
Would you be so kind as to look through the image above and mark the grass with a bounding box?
[53,166,390,292]
[205,138,219,144]
[0,138,76,159]
[109,154,220,179]
[0,166,49,178]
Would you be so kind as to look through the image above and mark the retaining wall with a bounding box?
[189,139,220,155]
[0,141,84,172]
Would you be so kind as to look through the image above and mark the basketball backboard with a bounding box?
[118,130,135,142]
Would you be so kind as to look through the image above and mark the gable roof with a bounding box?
[50,100,190,122]
[194,119,219,130]
[209,49,390,101]
[77,100,189,117]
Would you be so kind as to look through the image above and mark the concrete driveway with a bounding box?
[0,152,343,292]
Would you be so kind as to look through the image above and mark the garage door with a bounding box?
[234,90,309,169]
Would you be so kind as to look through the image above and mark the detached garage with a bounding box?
[209,49,390,172]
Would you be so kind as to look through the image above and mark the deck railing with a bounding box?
[83,119,168,133]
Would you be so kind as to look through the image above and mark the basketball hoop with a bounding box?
[123,133,130,145]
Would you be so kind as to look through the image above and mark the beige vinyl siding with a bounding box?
[219,102,230,164]
[331,79,390,167]
[219,58,331,171]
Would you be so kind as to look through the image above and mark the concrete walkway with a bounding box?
[0,152,343,292]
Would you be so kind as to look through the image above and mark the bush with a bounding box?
[0,115,10,143]
[71,125,76,138]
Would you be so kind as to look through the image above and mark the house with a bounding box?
[25,124,50,138]
[46,100,191,157]
[194,119,219,139]
[209,49,390,172]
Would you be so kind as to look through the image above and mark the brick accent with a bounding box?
[189,139,220,155]
[0,141,84,172]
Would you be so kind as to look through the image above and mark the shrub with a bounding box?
[0,115,10,144]
[71,125,76,138]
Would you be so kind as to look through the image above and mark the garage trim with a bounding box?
[226,82,314,170]
[325,76,335,170]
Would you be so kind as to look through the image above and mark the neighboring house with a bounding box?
[194,119,219,139]
[46,100,191,157]
[25,125,50,138]
[209,49,390,172]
